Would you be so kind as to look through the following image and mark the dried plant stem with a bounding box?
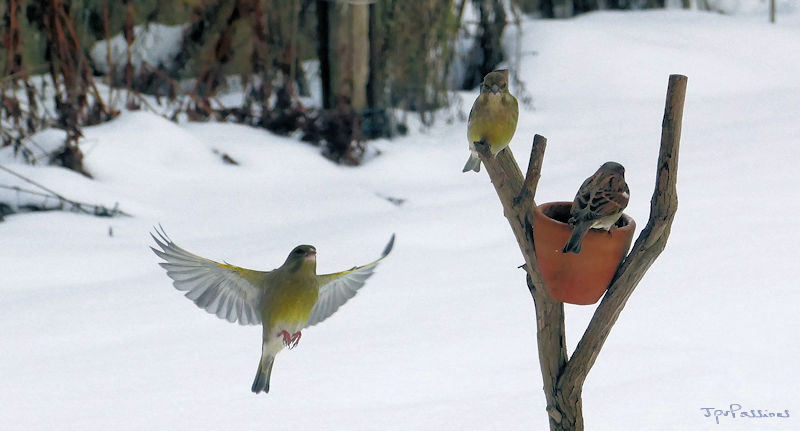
[0,165,130,217]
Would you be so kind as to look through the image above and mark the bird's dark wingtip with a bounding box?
[382,234,396,257]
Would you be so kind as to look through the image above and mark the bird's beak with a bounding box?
[490,84,500,94]
[306,248,317,259]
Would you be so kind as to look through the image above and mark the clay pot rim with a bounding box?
[535,201,636,231]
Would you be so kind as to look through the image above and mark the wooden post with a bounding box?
[476,75,686,430]
[770,0,776,23]
[321,0,369,112]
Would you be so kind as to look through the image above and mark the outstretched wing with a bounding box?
[305,234,395,328]
[150,226,268,325]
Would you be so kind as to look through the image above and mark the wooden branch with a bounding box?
[556,75,685,400]
[529,273,569,428]
[516,134,547,206]
[478,75,686,431]
[479,135,568,429]
[475,139,535,272]
[476,134,549,282]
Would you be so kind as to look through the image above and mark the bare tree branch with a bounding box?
[557,74,685,398]
[476,75,686,430]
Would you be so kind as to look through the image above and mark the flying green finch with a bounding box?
[150,227,394,394]
[562,162,630,254]
[463,69,519,173]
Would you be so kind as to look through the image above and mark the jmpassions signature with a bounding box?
[701,404,790,424]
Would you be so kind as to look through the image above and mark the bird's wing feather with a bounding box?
[573,174,628,221]
[606,176,630,209]
[590,175,628,215]
[150,226,268,326]
[305,234,395,328]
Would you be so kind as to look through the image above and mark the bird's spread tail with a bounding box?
[251,351,275,394]
[462,154,481,173]
[562,223,590,254]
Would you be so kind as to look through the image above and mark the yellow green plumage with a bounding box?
[263,260,319,328]
[150,228,394,394]
[463,69,519,173]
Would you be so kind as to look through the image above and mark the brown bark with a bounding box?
[475,75,686,430]
[321,1,369,112]
[316,1,370,162]
[2,0,23,78]
[461,0,507,90]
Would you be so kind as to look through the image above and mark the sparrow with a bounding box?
[150,227,394,394]
[562,161,630,254]
[463,69,519,173]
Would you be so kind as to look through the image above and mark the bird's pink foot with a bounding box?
[278,330,302,349]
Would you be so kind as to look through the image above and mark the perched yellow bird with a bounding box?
[150,227,394,394]
[562,162,630,254]
[463,69,519,173]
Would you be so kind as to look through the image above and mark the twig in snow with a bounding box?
[0,166,131,218]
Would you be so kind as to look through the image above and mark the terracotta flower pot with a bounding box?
[533,201,635,305]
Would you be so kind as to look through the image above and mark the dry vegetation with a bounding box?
[2,0,669,173]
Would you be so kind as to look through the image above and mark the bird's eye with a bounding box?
[294,249,304,255]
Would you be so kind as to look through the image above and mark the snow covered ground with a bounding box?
[2,5,799,430]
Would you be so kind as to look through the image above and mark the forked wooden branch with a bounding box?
[556,74,685,406]
[476,74,686,431]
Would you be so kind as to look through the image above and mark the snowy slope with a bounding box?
[2,7,799,431]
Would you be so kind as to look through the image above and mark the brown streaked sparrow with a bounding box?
[562,161,630,254]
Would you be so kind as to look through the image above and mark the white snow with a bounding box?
[2,6,799,431]
[90,23,185,75]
